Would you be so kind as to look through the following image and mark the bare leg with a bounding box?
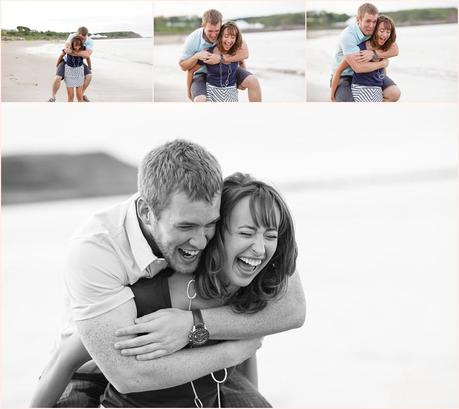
[383,85,401,102]
[240,74,262,102]
[67,87,75,102]
[82,74,92,101]
[50,76,63,100]
[193,95,207,102]
[76,86,84,102]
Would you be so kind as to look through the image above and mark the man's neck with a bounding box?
[202,29,213,45]
[135,201,163,258]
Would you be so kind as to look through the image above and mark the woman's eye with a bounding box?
[240,232,252,237]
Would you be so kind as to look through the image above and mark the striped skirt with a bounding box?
[351,84,383,102]
[64,64,84,88]
[206,83,238,102]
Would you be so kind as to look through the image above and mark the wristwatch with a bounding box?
[188,309,209,346]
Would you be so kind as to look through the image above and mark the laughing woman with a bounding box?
[187,21,244,102]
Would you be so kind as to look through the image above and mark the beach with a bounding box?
[154,30,306,102]
[1,103,458,408]
[307,23,458,102]
[1,39,153,102]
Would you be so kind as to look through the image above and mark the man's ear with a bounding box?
[137,197,154,227]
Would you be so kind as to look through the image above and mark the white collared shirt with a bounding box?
[65,194,160,321]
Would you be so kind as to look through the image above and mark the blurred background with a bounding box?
[153,0,305,102]
[1,1,153,102]
[306,0,458,102]
[1,103,458,408]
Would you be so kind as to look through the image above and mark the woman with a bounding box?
[187,21,244,102]
[55,35,91,102]
[330,16,397,102]
[30,173,298,407]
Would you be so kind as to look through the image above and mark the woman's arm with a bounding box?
[86,56,92,70]
[56,51,65,67]
[30,333,91,408]
[330,58,350,102]
[186,64,200,101]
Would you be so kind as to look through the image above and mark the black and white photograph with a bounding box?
[1,0,458,408]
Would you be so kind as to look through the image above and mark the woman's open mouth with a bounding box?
[236,256,263,273]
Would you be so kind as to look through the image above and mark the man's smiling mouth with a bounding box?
[178,248,200,259]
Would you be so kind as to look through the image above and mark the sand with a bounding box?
[1,40,153,102]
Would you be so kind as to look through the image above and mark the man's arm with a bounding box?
[179,50,211,71]
[374,42,399,59]
[115,270,305,358]
[76,299,262,393]
[344,53,389,73]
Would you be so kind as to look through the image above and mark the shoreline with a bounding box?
[1,40,152,102]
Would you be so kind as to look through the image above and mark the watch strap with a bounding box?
[192,309,205,328]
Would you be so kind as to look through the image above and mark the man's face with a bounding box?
[357,12,378,36]
[77,33,88,42]
[203,23,221,43]
[150,191,221,274]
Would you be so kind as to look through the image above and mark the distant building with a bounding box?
[234,20,265,30]
[91,33,108,39]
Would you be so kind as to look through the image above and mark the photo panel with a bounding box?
[153,0,306,102]
[1,1,153,102]
[306,0,458,102]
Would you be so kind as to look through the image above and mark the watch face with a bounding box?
[190,326,209,346]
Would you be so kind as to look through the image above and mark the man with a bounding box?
[58,140,305,406]
[179,9,262,102]
[331,3,401,102]
[48,26,93,102]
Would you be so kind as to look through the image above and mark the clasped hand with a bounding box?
[114,308,193,360]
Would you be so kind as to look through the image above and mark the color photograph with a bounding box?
[153,1,305,102]
[306,1,458,102]
[1,1,153,102]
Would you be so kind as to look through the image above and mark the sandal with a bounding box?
[83,95,90,102]
[48,97,56,102]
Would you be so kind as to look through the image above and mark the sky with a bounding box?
[307,0,458,14]
[1,1,153,37]
[154,1,305,19]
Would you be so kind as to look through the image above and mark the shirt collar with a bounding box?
[125,193,158,273]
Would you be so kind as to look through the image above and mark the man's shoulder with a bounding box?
[71,196,135,244]
[186,27,203,41]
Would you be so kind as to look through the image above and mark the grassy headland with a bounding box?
[1,26,142,41]
[154,12,305,34]
[2,152,137,204]
[307,7,458,30]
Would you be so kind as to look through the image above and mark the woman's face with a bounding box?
[221,196,279,290]
[221,28,237,52]
[73,41,82,51]
[375,23,391,47]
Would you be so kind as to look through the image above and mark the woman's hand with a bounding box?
[330,87,337,102]
[114,308,193,360]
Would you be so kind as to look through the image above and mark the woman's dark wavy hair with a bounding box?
[195,172,297,313]
[370,15,396,52]
[216,21,243,56]
[70,35,85,52]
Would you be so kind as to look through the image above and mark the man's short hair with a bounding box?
[138,139,223,218]
[77,26,89,36]
[357,3,379,19]
[202,9,222,26]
